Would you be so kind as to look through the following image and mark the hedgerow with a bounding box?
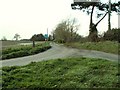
[1,43,51,60]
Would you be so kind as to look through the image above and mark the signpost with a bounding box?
[44,28,49,46]
[44,28,48,40]
[44,34,48,40]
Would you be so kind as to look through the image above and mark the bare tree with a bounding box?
[1,36,7,41]
[13,33,21,41]
[53,18,80,43]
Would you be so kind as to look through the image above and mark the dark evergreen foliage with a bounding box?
[103,28,120,42]
[30,34,45,41]
[71,1,120,42]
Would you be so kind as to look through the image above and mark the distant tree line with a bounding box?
[52,18,120,43]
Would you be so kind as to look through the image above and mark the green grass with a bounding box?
[65,41,119,54]
[1,42,51,60]
[2,57,120,89]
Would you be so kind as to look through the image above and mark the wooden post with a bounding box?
[32,40,35,47]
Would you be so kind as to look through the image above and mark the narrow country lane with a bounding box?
[0,43,119,67]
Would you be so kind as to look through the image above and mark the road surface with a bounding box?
[0,43,119,67]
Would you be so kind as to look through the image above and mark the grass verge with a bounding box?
[1,42,51,60]
[2,57,120,89]
[65,41,119,54]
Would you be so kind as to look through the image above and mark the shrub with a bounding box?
[2,48,20,55]
[29,48,40,54]
[15,50,29,57]
[103,28,120,42]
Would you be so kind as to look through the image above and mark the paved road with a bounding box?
[0,43,119,67]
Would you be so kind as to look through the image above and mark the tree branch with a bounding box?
[95,12,108,26]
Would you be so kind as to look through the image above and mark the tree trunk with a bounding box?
[89,5,95,30]
[108,0,111,31]
[89,11,108,42]
[89,5,97,42]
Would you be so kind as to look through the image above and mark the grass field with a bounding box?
[65,41,119,54]
[2,57,120,89]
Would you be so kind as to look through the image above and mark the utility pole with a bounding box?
[47,28,48,41]
[108,0,111,31]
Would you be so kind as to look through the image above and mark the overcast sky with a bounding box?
[0,0,119,40]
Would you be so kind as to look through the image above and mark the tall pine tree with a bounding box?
[71,1,120,42]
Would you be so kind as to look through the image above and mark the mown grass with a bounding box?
[1,42,51,60]
[65,41,119,54]
[2,57,120,89]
